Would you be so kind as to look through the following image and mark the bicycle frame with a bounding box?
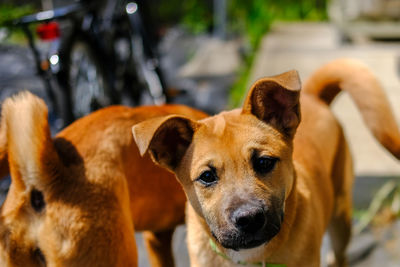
[10,0,167,127]
[11,3,85,128]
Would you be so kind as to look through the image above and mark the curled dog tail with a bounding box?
[303,58,400,159]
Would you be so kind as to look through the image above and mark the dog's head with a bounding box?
[0,92,136,266]
[133,70,301,251]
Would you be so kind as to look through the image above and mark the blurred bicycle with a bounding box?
[11,0,169,128]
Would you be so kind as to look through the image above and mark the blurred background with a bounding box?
[0,0,400,266]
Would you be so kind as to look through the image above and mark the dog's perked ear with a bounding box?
[132,115,199,171]
[242,70,302,137]
[1,91,61,191]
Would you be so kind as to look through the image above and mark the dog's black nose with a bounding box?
[232,206,266,233]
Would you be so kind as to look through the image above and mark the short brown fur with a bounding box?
[133,59,400,267]
[0,92,207,267]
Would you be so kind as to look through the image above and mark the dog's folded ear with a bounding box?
[132,115,199,171]
[242,70,302,137]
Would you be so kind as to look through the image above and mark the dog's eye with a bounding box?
[30,189,45,212]
[253,156,278,175]
[196,169,218,187]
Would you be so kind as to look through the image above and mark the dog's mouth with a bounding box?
[217,233,271,251]
[213,211,283,251]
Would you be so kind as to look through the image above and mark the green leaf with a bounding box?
[354,180,397,235]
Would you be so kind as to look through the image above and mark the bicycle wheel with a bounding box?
[59,31,115,121]
[69,41,113,117]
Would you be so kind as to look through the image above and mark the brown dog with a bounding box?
[132,58,400,267]
[0,93,207,266]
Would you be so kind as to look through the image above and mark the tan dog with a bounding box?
[0,92,207,266]
[132,58,400,267]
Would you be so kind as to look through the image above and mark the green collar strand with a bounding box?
[209,239,286,267]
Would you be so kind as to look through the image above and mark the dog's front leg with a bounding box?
[143,229,175,267]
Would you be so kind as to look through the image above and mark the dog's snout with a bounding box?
[232,206,266,234]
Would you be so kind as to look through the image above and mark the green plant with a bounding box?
[154,0,213,33]
[354,180,400,235]
[181,0,213,33]
[228,0,328,107]
[0,4,35,27]
[0,4,36,43]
